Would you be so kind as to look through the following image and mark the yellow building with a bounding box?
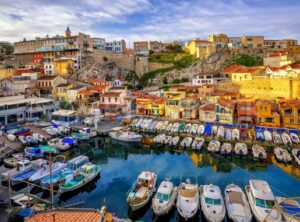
[185,39,215,59]
[164,86,186,119]
[216,98,236,124]
[151,98,165,116]
[207,33,229,48]
[53,58,74,78]
[231,67,264,81]
[0,67,16,80]
[256,100,280,127]
[55,84,73,102]
[279,99,300,129]
[288,45,300,54]
[263,52,293,67]
[241,36,264,48]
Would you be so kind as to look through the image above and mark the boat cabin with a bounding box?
[68,155,89,170]
[81,163,97,174]
[137,171,155,189]
[16,159,32,171]
[156,181,173,201]
[203,184,222,205]
[249,179,275,209]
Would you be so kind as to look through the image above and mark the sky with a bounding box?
[0,0,300,47]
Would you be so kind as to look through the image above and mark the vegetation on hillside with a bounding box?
[221,53,263,68]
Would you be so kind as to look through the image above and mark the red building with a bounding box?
[237,100,257,125]
[33,52,44,63]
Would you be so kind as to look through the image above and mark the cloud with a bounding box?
[0,0,299,45]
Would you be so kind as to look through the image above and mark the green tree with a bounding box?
[163,76,168,85]
[172,78,181,84]
[222,54,263,68]
[59,101,71,109]
[181,77,189,82]
[149,50,154,55]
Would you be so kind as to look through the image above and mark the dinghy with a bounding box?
[44,127,58,136]
[178,123,185,133]
[48,138,70,151]
[160,121,169,131]
[127,171,157,211]
[232,129,240,141]
[220,143,232,155]
[274,147,292,163]
[180,137,193,148]
[152,179,178,216]
[130,119,138,127]
[281,133,292,146]
[207,140,221,153]
[252,145,267,161]
[200,184,226,222]
[273,132,283,144]
[32,133,46,143]
[225,128,232,140]
[162,136,172,145]
[191,137,204,150]
[290,133,300,144]
[154,121,162,131]
[79,128,97,138]
[0,146,14,162]
[292,149,300,166]
[183,123,192,133]
[217,126,225,138]
[169,136,180,146]
[18,136,28,145]
[225,184,252,222]
[24,147,44,159]
[148,120,157,132]
[189,124,198,134]
[197,124,205,135]
[234,143,248,156]
[39,145,59,155]
[171,122,179,133]
[212,125,218,135]
[135,119,143,128]
[166,123,173,132]
[176,179,199,220]
[7,134,16,142]
[264,130,272,142]
[275,196,300,222]
[25,136,38,145]
[153,134,165,144]
[4,154,24,167]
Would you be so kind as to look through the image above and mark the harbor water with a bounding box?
[18,136,300,221]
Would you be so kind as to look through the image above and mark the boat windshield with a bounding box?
[205,197,221,205]
[156,192,169,201]
[255,198,275,209]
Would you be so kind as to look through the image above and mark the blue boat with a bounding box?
[14,128,30,136]
[41,168,74,188]
[62,137,78,146]
[2,124,19,132]
[24,147,44,159]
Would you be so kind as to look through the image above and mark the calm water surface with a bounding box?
[55,137,300,221]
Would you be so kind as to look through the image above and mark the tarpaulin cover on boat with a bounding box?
[62,137,76,145]
[267,128,273,132]
[276,128,285,133]
[255,128,265,141]
[204,124,211,135]
[289,129,299,134]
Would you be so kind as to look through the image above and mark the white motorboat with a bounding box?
[144,119,153,130]
[130,119,138,127]
[11,193,33,208]
[127,171,157,211]
[135,119,144,128]
[200,184,226,222]
[176,179,199,220]
[264,131,272,142]
[180,137,193,148]
[84,117,93,125]
[48,138,70,151]
[292,149,300,166]
[225,184,252,222]
[290,133,300,144]
[169,136,180,146]
[217,126,225,138]
[160,121,169,131]
[212,125,218,135]
[79,127,97,138]
[43,127,58,136]
[207,140,221,153]
[184,123,192,133]
[32,133,46,143]
[273,132,283,144]
[281,133,292,146]
[189,124,198,135]
[153,134,165,144]
[154,121,163,131]
[252,145,267,161]
[3,153,24,167]
[139,119,148,129]
[1,159,32,182]
[234,143,248,156]
[162,136,172,145]
[166,123,173,132]
[232,129,240,141]
[18,136,28,145]
[152,179,178,216]
[191,137,204,150]
[225,128,232,140]
[109,128,142,142]
[220,143,232,155]
[275,196,300,222]
[245,179,282,222]
[171,122,179,133]
[148,120,157,131]
[197,124,205,135]
[7,134,16,142]
[274,147,292,163]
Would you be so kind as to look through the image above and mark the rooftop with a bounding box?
[52,109,77,116]
[0,96,53,106]
[37,75,58,80]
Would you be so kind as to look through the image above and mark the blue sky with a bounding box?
[1,0,300,46]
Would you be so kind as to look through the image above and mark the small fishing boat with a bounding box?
[148,120,157,131]
[264,130,272,142]
[109,128,142,143]
[1,159,34,182]
[48,138,70,151]
[18,136,28,145]
[162,136,172,145]
[14,128,30,137]
[207,140,221,153]
[292,149,300,166]
[59,163,101,194]
[152,179,178,216]
[245,179,282,222]
[3,154,24,167]
[180,137,193,148]
[83,117,93,125]
[169,136,180,146]
[220,143,232,155]
[212,125,218,135]
[217,126,225,138]
[176,179,199,220]
[225,184,252,222]
[166,123,173,132]
[252,145,267,161]
[200,184,226,222]
[234,143,248,156]
[24,147,44,159]
[29,161,67,183]
[153,134,165,144]
[178,123,185,133]
[274,147,292,163]
[144,119,153,130]
[232,129,240,141]
[191,137,204,150]
[189,124,198,135]
[135,119,144,128]
[281,133,292,146]
[61,137,78,148]
[183,123,192,133]
[154,121,162,131]
[160,121,169,131]
[139,119,148,129]
[171,122,179,133]
[79,128,97,138]
[127,171,157,211]
[273,132,283,144]
[0,146,15,162]
[7,134,16,142]
[39,145,59,155]
[130,119,138,127]
[197,124,205,135]
[25,135,38,145]
[11,193,33,207]
[225,128,232,140]
[290,133,300,144]
[71,132,89,141]
[275,196,300,222]
[43,127,58,136]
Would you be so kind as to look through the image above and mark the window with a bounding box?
[205,197,221,205]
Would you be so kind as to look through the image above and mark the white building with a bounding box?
[92,38,106,50]
[105,40,126,53]
[192,73,229,86]
[44,62,54,75]
[228,37,242,48]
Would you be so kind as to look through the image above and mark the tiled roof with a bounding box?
[153,98,165,104]
[25,209,102,222]
[222,65,245,73]
[87,79,108,84]
[102,91,122,97]
[99,104,125,108]
[37,75,57,80]
[279,99,300,109]
[234,67,260,73]
[217,98,236,109]
[289,63,300,69]
[199,103,215,111]
[90,85,108,91]
[56,83,71,88]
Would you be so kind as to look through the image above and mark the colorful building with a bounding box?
[53,58,75,78]
[237,100,257,125]
[37,75,67,95]
[216,98,236,124]
[231,67,264,81]
[263,52,293,67]
[199,103,216,123]
[136,94,165,116]
[256,100,280,127]
[278,99,300,129]
[0,66,16,80]
[182,95,200,120]
[241,36,264,48]
[66,85,86,103]
[207,33,229,48]
[185,39,215,59]
[192,73,229,86]
[55,84,73,102]
[164,86,186,119]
